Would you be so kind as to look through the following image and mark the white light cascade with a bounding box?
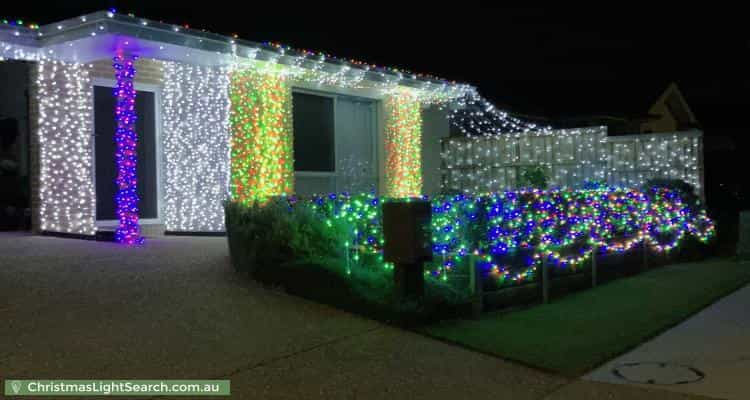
[442,127,702,194]
[448,92,552,136]
[442,127,608,193]
[35,60,96,235]
[607,133,701,191]
[162,61,231,232]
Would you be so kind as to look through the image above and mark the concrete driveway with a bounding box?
[0,233,713,399]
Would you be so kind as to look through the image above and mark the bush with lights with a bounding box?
[225,183,714,317]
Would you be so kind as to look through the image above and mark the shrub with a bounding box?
[518,164,549,189]
[225,198,348,277]
[645,178,700,210]
[225,198,471,323]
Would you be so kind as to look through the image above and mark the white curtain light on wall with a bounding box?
[441,127,608,193]
[607,132,702,191]
[35,60,97,235]
[162,62,231,232]
[441,127,703,195]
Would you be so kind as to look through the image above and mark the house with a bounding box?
[516,82,702,135]
[1,12,711,244]
[639,82,699,134]
[0,11,472,242]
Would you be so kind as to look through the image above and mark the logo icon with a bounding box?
[10,380,22,394]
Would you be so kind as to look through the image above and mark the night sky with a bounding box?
[4,3,749,205]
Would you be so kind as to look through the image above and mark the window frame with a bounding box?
[291,88,378,186]
[292,89,338,177]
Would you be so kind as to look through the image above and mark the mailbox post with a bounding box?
[383,199,432,301]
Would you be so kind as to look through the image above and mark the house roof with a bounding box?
[0,11,473,101]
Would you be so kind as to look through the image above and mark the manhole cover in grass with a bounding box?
[612,362,704,385]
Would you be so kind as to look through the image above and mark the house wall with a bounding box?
[29,56,450,236]
[421,105,451,196]
[229,68,294,204]
[30,58,167,235]
[89,58,164,85]
[162,62,231,232]
[383,93,423,197]
[30,61,96,235]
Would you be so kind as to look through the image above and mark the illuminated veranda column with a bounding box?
[112,53,143,244]
[384,92,423,197]
[229,68,294,204]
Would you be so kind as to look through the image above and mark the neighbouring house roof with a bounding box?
[506,81,701,131]
[0,11,474,101]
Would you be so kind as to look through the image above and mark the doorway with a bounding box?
[93,84,159,226]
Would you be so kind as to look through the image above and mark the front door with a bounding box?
[94,85,158,223]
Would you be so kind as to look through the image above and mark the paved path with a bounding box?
[0,233,713,399]
[587,278,750,399]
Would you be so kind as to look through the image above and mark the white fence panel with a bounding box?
[441,128,704,198]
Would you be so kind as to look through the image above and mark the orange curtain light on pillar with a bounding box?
[384,92,422,197]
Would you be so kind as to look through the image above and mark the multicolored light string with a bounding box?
[291,186,714,286]
[229,68,294,204]
[113,53,144,244]
[384,92,422,197]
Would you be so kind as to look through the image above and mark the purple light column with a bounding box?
[113,53,144,244]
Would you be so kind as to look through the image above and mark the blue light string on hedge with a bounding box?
[113,52,144,245]
[300,186,715,284]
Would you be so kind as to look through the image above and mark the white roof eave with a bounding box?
[10,11,473,98]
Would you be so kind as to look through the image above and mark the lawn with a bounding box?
[422,258,750,376]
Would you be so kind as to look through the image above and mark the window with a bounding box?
[292,90,377,196]
[293,92,334,172]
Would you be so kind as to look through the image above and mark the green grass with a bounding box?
[422,258,750,376]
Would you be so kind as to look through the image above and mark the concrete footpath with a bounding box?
[587,278,750,400]
[0,233,715,399]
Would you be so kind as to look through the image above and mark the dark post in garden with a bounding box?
[541,256,550,304]
[383,200,432,301]
[469,254,483,318]
[591,245,598,287]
